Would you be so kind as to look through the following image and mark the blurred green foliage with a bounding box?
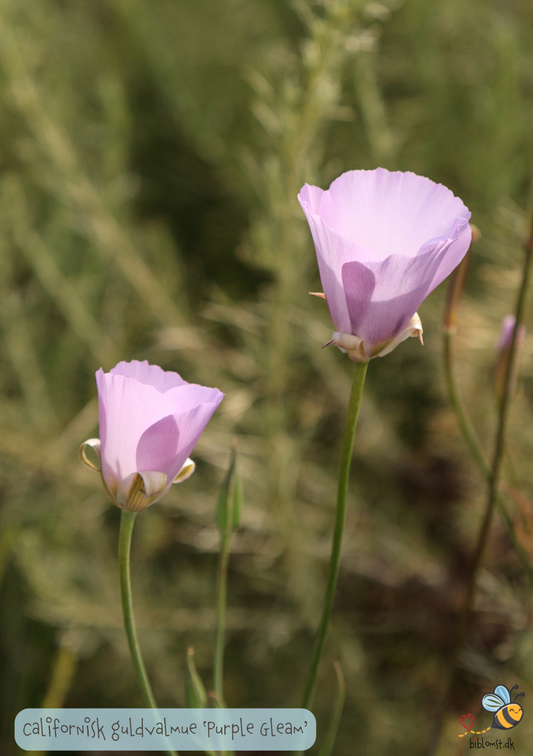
[0,1,533,754]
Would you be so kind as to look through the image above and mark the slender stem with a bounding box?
[301,360,369,710]
[443,329,530,561]
[442,330,490,478]
[213,528,232,702]
[426,218,533,756]
[118,510,178,756]
[119,510,157,708]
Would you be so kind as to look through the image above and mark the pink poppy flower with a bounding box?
[299,168,472,361]
[80,360,224,511]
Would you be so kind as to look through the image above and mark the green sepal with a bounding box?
[185,646,207,709]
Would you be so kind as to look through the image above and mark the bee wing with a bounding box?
[494,685,511,704]
[482,693,504,712]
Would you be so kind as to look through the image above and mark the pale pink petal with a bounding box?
[317,169,470,260]
[110,360,188,392]
[95,369,186,491]
[342,250,439,348]
[427,219,472,294]
[164,383,224,413]
[298,194,358,333]
[298,183,324,214]
[136,400,222,484]
[134,414,181,478]
[341,223,470,347]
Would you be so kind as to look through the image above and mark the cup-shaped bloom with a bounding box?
[79,360,224,512]
[299,168,472,361]
[494,315,526,405]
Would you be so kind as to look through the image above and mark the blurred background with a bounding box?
[1,0,533,754]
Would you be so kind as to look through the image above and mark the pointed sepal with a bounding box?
[78,438,102,473]
[185,646,208,709]
[172,458,196,484]
[116,471,168,512]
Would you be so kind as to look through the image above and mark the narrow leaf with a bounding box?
[185,646,207,709]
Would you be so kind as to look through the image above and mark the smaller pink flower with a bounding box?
[80,360,224,511]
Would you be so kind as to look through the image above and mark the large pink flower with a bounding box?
[299,168,472,361]
[80,360,224,511]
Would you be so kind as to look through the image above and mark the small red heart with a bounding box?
[460,713,475,732]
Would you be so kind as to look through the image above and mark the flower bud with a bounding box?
[494,315,526,405]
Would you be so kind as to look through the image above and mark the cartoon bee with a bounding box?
[482,684,525,730]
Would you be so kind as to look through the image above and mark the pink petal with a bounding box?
[110,360,188,392]
[136,401,223,483]
[164,383,224,413]
[342,248,441,348]
[135,415,181,476]
[427,219,472,294]
[317,169,469,260]
[341,223,471,347]
[298,192,357,333]
[96,369,188,490]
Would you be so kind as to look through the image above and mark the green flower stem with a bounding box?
[426,219,533,756]
[443,330,530,558]
[118,510,178,756]
[442,330,490,478]
[301,360,369,711]
[213,526,232,702]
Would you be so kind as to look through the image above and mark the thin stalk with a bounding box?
[443,329,531,562]
[118,510,178,756]
[213,527,232,702]
[426,218,533,756]
[442,330,489,478]
[301,360,369,710]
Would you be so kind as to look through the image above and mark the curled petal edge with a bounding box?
[116,471,168,512]
[322,332,369,362]
[173,457,196,484]
[79,438,101,473]
[323,313,424,363]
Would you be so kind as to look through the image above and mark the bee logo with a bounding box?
[482,684,525,731]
